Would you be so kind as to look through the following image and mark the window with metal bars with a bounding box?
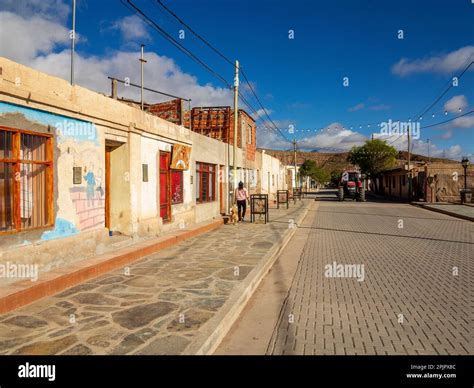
[0,127,53,233]
[196,162,216,203]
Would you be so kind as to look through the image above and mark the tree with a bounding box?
[299,159,330,187]
[330,170,342,187]
[347,139,397,192]
[299,160,318,179]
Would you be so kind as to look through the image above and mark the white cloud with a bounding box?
[348,102,390,112]
[0,12,70,63]
[251,108,273,120]
[29,49,232,106]
[374,132,464,159]
[109,15,151,42]
[444,95,468,113]
[440,129,453,140]
[368,104,390,111]
[0,10,232,107]
[0,0,70,22]
[348,103,364,112]
[298,123,367,151]
[256,119,293,149]
[392,46,474,76]
[451,115,474,129]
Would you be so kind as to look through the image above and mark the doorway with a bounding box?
[159,151,171,223]
[105,140,128,234]
[105,146,111,229]
[219,165,225,214]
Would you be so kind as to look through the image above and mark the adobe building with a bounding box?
[147,101,259,198]
[378,161,472,202]
[0,57,287,284]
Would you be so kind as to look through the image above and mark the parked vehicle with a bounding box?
[337,170,366,201]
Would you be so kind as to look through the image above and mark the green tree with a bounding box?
[299,160,317,178]
[299,159,330,186]
[347,139,397,192]
[330,170,342,186]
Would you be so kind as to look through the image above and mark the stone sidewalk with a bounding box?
[413,202,474,221]
[0,200,309,355]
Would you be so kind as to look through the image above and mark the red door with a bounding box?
[159,151,171,223]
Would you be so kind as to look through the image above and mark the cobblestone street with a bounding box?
[267,198,472,355]
[0,202,307,355]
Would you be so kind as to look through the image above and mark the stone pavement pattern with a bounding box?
[0,202,307,355]
[267,200,472,355]
[421,203,474,219]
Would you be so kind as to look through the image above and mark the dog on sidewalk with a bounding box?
[230,205,239,225]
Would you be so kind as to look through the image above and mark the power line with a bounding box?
[288,58,474,136]
[240,70,289,141]
[420,109,474,129]
[122,0,232,88]
[411,58,474,121]
[152,0,289,142]
[155,0,234,67]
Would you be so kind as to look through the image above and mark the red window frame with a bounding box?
[196,162,216,203]
[0,126,54,234]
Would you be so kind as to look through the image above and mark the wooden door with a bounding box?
[159,151,171,223]
[219,165,225,214]
[105,147,111,230]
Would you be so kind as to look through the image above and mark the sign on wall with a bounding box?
[170,144,191,170]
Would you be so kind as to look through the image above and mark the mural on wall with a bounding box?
[68,154,105,232]
[0,102,104,239]
[170,144,191,170]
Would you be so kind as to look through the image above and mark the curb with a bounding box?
[410,203,473,222]
[0,219,223,314]
[182,201,313,355]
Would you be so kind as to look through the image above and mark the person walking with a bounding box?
[235,181,249,222]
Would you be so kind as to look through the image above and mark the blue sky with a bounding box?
[0,0,473,158]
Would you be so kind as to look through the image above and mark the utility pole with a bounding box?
[427,139,431,164]
[407,123,412,201]
[232,60,239,207]
[293,138,297,203]
[70,0,76,85]
[139,44,147,110]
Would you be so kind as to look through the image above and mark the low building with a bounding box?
[0,57,286,283]
[378,161,473,202]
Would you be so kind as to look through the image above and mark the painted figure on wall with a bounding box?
[84,168,96,207]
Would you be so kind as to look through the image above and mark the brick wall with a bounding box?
[160,104,257,161]
[146,99,183,124]
[239,110,256,162]
[69,187,105,231]
[184,107,231,141]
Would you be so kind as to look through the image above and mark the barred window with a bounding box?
[0,127,53,233]
[196,162,216,203]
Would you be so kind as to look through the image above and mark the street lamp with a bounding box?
[461,157,470,190]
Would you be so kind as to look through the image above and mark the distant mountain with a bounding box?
[258,148,458,173]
